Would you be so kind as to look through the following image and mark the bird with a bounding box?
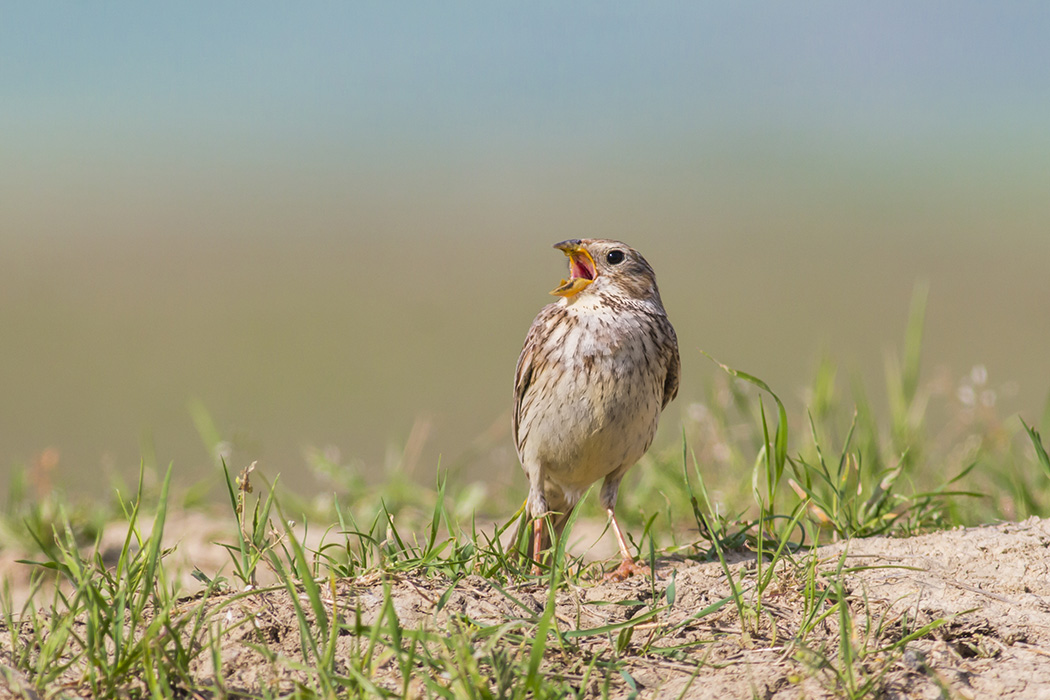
[512,238,680,580]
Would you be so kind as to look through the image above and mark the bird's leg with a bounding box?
[531,516,545,575]
[603,508,652,581]
[525,485,554,575]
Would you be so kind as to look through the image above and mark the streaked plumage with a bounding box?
[513,238,679,579]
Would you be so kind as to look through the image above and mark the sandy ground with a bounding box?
[2,515,1050,698]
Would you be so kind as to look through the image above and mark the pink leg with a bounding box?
[531,517,544,575]
[603,509,652,581]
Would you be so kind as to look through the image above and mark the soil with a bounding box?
[3,515,1050,698]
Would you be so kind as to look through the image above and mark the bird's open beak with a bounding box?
[550,240,596,297]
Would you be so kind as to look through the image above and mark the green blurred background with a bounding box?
[2,4,1048,498]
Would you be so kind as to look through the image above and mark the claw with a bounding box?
[603,507,655,580]
[603,558,652,582]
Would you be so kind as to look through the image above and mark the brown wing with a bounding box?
[512,306,554,455]
[661,322,680,410]
[511,349,532,455]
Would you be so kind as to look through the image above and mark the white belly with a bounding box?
[518,315,665,499]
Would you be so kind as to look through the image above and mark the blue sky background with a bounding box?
[5,3,1049,178]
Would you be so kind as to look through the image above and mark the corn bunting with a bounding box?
[513,239,680,580]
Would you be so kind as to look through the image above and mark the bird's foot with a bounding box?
[602,558,652,582]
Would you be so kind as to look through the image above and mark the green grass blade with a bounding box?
[1022,418,1050,479]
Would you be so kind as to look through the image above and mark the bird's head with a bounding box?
[550,239,661,305]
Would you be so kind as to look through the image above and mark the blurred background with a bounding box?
[2,3,1048,500]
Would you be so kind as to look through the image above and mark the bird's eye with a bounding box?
[606,250,625,265]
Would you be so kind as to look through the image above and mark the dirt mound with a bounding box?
[3,516,1050,698]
